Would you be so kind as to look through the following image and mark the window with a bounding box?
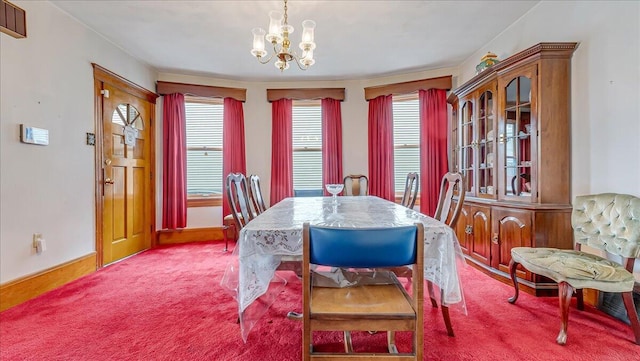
[392,95,420,194]
[292,100,323,196]
[185,96,223,206]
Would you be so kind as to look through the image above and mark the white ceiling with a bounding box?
[50,0,540,82]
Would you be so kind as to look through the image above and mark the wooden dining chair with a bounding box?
[302,223,424,360]
[343,174,368,196]
[433,172,465,229]
[510,173,531,196]
[400,172,419,209]
[429,172,465,336]
[224,173,255,251]
[391,172,464,336]
[232,173,299,275]
[248,174,267,215]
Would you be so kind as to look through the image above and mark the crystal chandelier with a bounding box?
[250,0,316,71]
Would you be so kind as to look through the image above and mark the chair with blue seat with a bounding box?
[508,193,640,345]
[302,223,424,360]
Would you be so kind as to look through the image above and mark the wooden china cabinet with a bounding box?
[448,43,578,295]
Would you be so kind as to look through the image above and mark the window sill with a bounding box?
[187,195,222,208]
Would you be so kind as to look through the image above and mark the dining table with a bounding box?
[221,195,467,342]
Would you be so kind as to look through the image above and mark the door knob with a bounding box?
[105,178,114,184]
[465,225,473,235]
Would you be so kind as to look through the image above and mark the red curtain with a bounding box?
[270,99,293,204]
[419,88,449,216]
[162,93,187,229]
[367,95,395,201]
[222,97,247,218]
[321,98,343,194]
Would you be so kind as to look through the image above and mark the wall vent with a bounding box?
[598,291,640,324]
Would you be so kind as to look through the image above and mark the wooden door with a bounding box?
[469,205,491,266]
[491,207,532,278]
[94,65,156,266]
[451,202,469,254]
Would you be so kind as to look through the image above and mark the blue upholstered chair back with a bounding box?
[307,225,418,268]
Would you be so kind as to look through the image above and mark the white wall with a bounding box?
[158,67,458,227]
[457,0,640,276]
[458,0,640,197]
[0,1,157,283]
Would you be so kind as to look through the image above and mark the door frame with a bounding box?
[93,64,158,268]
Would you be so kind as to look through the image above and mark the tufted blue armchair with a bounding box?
[508,193,640,345]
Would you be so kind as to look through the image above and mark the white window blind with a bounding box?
[185,98,223,197]
[393,96,420,194]
[292,100,323,193]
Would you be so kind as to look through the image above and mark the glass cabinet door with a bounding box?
[451,104,459,173]
[477,88,496,198]
[498,65,536,201]
[459,100,474,195]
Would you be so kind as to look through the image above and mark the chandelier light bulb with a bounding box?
[301,20,315,44]
[301,49,314,67]
[266,11,283,44]
[251,28,267,58]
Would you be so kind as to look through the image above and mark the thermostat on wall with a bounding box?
[20,124,49,145]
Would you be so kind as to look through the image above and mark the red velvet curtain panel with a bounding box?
[321,98,343,194]
[419,88,449,216]
[270,99,293,204]
[367,95,395,201]
[162,93,187,229]
[222,97,247,218]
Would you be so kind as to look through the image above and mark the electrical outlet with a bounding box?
[33,233,41,249]
[32,233,46,254]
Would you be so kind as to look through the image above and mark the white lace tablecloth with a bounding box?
[225,196,466,341]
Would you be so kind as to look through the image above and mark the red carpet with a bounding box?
[0,242,637,360]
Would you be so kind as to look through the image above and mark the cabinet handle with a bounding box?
[498,134,505,144]
[492,233,499,245]
[465,225,473,235]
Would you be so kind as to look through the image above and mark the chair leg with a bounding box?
[343,331,353,353]
[222,225,229,252]
[303,325,311,361]
[427,281,438,308]
[387,331,398,353]
[286,311,303,321]
[557,281,573,345]
[428,282,455,336]
[442,304,455,337]
[622,292,640,345]
[507,259,520,304]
